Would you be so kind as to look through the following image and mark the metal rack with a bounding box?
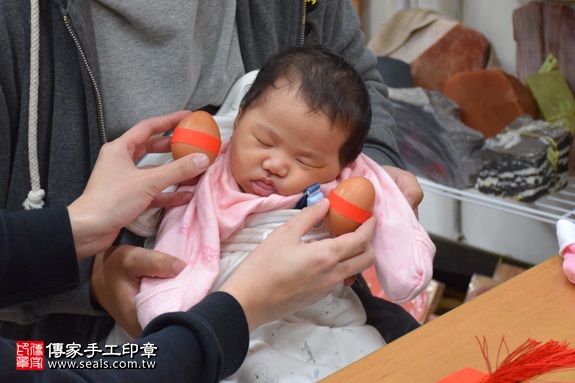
[418,177,575,226]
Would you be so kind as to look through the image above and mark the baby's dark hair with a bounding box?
[240,45,371,167]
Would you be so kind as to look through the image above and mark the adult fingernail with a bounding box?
[315,198,329,207]
[192,154,210,170]
[172,258,187,275]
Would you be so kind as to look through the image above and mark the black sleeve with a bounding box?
[0,207,79,308]
[352,280,420,343]
[0,292,249,383]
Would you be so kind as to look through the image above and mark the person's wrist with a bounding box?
[67,199,115,258]
[220,283,265,333]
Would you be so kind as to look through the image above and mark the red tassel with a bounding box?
[476,336,575,382]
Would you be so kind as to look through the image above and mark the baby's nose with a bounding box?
[263,156,289,178]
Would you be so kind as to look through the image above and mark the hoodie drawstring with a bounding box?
[23,0,45,210]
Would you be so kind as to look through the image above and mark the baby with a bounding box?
[119,46,435,382]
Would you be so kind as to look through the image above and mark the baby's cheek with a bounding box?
[287,172,317,196]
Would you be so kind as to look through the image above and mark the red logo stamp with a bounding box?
[16,341,44,370]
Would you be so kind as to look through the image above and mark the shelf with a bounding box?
[418,177,575,226]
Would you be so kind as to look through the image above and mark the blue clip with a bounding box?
[295,183,324,209]
[305,183,323,207]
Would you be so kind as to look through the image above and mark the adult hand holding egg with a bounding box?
[323,176,376,287]
[69,111,212,258]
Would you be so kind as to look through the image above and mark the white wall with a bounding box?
[461,0,533,75]
[360,0,550,76]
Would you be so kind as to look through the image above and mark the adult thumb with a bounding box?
[285,198,330,236]
[150,153,210,191]
[134,250,187,279]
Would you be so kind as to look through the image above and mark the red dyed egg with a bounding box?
[324,177,375,236]
[170,111,221,164]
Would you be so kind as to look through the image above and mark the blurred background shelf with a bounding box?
[417,177,573,265]
[419,177,575,225]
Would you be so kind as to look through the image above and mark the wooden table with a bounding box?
[321,255,575,382]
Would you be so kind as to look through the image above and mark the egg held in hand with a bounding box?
[170,111,221,164]
[325,177,376,236]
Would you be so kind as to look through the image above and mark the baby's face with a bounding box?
[229,81,346,196]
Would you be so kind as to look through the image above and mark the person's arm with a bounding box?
[0,217,237,382]
[0,208,78,308]
[0,258,103,324]
[305,1,423,213]
[0,292,247,383]
[67,111,207,259]
[308,0,404,168]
